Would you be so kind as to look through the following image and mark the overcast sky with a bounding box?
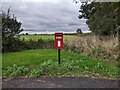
[2,0,90,34]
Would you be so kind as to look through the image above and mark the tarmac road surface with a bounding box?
[2,77,119,89]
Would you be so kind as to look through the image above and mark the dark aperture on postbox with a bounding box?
[54,32,63,49]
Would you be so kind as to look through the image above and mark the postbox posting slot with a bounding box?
[58,40,61,47]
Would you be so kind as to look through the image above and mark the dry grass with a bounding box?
[64,35,118,61]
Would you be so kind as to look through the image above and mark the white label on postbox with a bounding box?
[58,41,61,47]
[56,36,62,39]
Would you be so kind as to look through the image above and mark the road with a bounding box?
[2,77,119,89]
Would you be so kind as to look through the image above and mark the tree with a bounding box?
[1,7,23,52]
[75,1,120,61]
[76,1,119,36]
[2,7,23,40]
[76,28,82,34]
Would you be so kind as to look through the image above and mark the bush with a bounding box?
[2,37,26,52]
[2,37,54,53]
[26,33,29,35]
[24,39,54,50]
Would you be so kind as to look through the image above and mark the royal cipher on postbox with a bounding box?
[54,32,63,49]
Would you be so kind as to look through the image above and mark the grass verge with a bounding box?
[2,49,118,79]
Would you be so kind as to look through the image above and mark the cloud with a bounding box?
[2,1,90,34]
[2,0,74,2]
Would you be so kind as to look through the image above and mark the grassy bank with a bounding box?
[2,49,118,79]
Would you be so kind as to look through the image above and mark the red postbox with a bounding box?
[54,32,63,49]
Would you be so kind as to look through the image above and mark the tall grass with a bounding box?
[64,35,118,61]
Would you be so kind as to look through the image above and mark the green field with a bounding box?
[2,49,118,79]
[20,34,78,41]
